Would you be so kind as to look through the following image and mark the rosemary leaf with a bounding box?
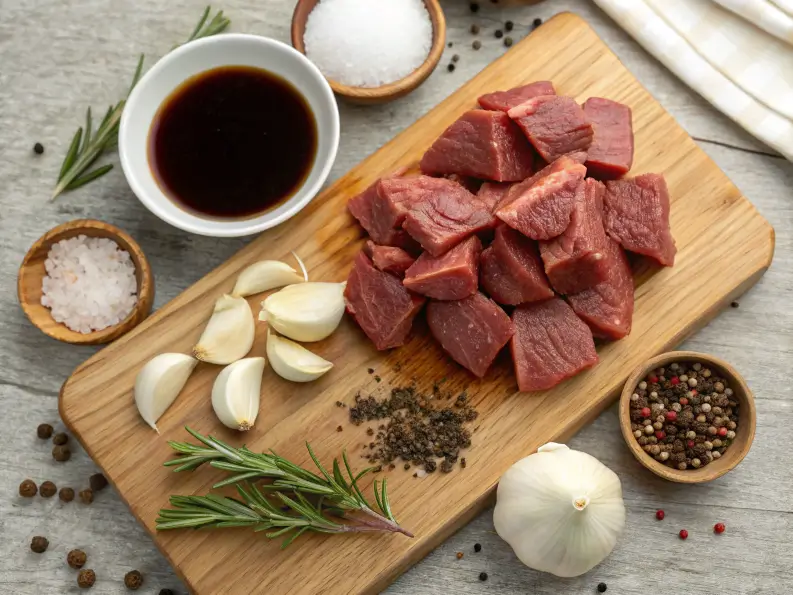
[80,108,93,154]
[65,164,114,191]
[58,128,82,182]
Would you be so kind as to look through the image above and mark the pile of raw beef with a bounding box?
[344,81,676,391]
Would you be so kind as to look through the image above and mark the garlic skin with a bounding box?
[134,353,198,432]
[211,357,265,431]
[493,442,625,578]
[193,295,254,365]
[259,282,346,342]
[232,259,306,298]
[266,328,333,382]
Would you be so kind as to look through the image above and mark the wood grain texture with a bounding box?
[17,219,154,345]
[291,0,447,104]
[56,13,774,594]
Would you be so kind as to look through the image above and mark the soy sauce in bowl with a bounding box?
[149,65,318,219]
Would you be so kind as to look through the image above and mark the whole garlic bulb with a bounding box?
[493,443,625,578]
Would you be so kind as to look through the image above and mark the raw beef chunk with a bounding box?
[478,81,556,113]
[345,251,425,350]
[347,179,420,252]
[568,239,634,340]
[511,298,598,391]
[508,96,594,162]
[582,97,634,180]
[477,182,512,212]
[494,152,586,213]
[403,236,481,300]
[420,110,535,182]
[427,292,514,377]
[363,240,416,277]
[603,173,676,266]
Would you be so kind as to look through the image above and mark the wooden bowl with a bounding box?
[291,0,446,104]
[619,351,756,483]
[18,219,154,345]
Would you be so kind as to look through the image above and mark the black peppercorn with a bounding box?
[159,590,175,595]
[40,480,57,498]
[125,570,144,590]
[447,42,453,48]
[79,489,94,505]
[53,432,69,446]
[89,473,108,492]
[19,479,37,498]
[37,423,53,439]
[470,24,480,34]
[53,445,71,462]
[533,17,543,28]
[504,37,513,47]
[495,29,503,39]
[470,2,480,12]
[447,64,455,72]
[731,301,739,308]
[68,549,87,569]
[452,54,460,63]
[474,543,482,552]
[479,572,488,581]
[505,20,514,31]
[472,40,481,50]
[59,487,75,502]
[77,569,96,588]
[33,142,44,155]
[598,583,608,593]
[31,536,49,553]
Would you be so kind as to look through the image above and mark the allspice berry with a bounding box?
[37,423,54,439]
[19,479,37,498]
[53,445,71,462]
[89,473,108,492]
[79,489,94,505]
[59,487,75,502]
[124,570,144,590]
[68,549,87,569]
[40,481,57,498]
[53,432,69,446]
[77,569,96,589]
[30,536,49,553]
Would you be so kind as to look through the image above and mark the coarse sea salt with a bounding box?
[304,0,433,88]
[40,235,138,334]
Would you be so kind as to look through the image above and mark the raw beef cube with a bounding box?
[495,163,587,240]
[427,292,513,377]
[508,96,594,162]
[478,81,556,113]
[493,152,587,213]
[540,178,610,294]
[568,239,634,340]
[348,179,421,251]
[583,97,634,180]
[477,182,512,212]
[345,251,426,350]
[445,173,483,194]
[479,225,553,305]
[402,183,496,257]
[603,174,676,266]
[347,181,380,236]
[403,236,481,300]
[511,298,598,391]
[420,110,535,182]
[363,240,416,277]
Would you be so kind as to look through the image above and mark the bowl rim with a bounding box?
[290,0,446,101]
[119,33,340,238]
[619,350,756,484]
[17,219,154,345]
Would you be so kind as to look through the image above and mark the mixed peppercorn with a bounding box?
[629,361,739,470]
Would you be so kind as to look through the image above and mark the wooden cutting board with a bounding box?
[60,12,774,595]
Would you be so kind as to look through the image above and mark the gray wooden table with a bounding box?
[1,0,792,593]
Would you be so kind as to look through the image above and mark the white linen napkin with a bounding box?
[713,0,793,43]
[593,0,793,160]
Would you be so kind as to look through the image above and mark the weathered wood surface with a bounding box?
[0,0,791,594]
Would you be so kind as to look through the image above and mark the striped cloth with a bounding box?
[593,0,793,160]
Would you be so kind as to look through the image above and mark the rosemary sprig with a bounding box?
[51,6,230,201]
[157,427,412,546]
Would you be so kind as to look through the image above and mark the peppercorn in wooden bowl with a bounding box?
[291,0,446,104]
[619,351,756,484]
[18,219,154,345]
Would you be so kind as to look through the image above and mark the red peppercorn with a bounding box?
[670,376,680,385]
[718,427,728,437]
[687,440,695,448]
[666,410,677,422]
[655,430,666,440]
[641,407,651,418]
[648,375,658,383]
[679,529,688,540]
[690,389,697,395]
[679,397,689,406]
[714,522,725,534]
[656,510,665,520]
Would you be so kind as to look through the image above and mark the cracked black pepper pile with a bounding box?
[348,385,477,474]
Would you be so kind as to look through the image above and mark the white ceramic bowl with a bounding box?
[120,34,340,237]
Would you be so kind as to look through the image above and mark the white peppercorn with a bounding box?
[688,377,698,387]
[672,403,682,412]
[670,363,680,371]
[692,363,702,371]
[704,395,712,403]
[650,391,659,399]
[678,462,687,470]
[701,403,712,413]
[691,458,702,468]
[725,388,733,397]
[715,382,725,393]
[655,414,665,423]
[703,369,712,378]
[712,439,723,447]
[712,451,721,459]
[704,441,713,450]
[679,374,688,382]
[696,414,707,423]
[686,430,697,439]
[727,430,736,440]
[728,421,737,430]
[653,421,663,430]
[644,425,655,435]
[708,426,718,435]
[659,451,670,461]
[638,381,647,390]
[650,445,661,456]
[631,393,640,402]
[634,429,643,438]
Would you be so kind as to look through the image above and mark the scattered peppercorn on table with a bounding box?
[1,1,792,594]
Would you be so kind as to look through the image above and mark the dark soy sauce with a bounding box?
[149,66,317,219]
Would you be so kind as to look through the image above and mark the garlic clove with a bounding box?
[259,282,346,342]
[266,328,333,382]
[134,353,198,432]
[193,294,255,365]
[231,253,308,298]
[211,357,265,431]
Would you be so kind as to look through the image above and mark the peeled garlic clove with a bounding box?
[134,353,198,432]
[260,282,346,342]
[211,357,265,431]
[193,294,254,365]
[266,328,333,382]
[232,255,307,298]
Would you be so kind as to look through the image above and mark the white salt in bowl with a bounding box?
[119,34,340,237]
